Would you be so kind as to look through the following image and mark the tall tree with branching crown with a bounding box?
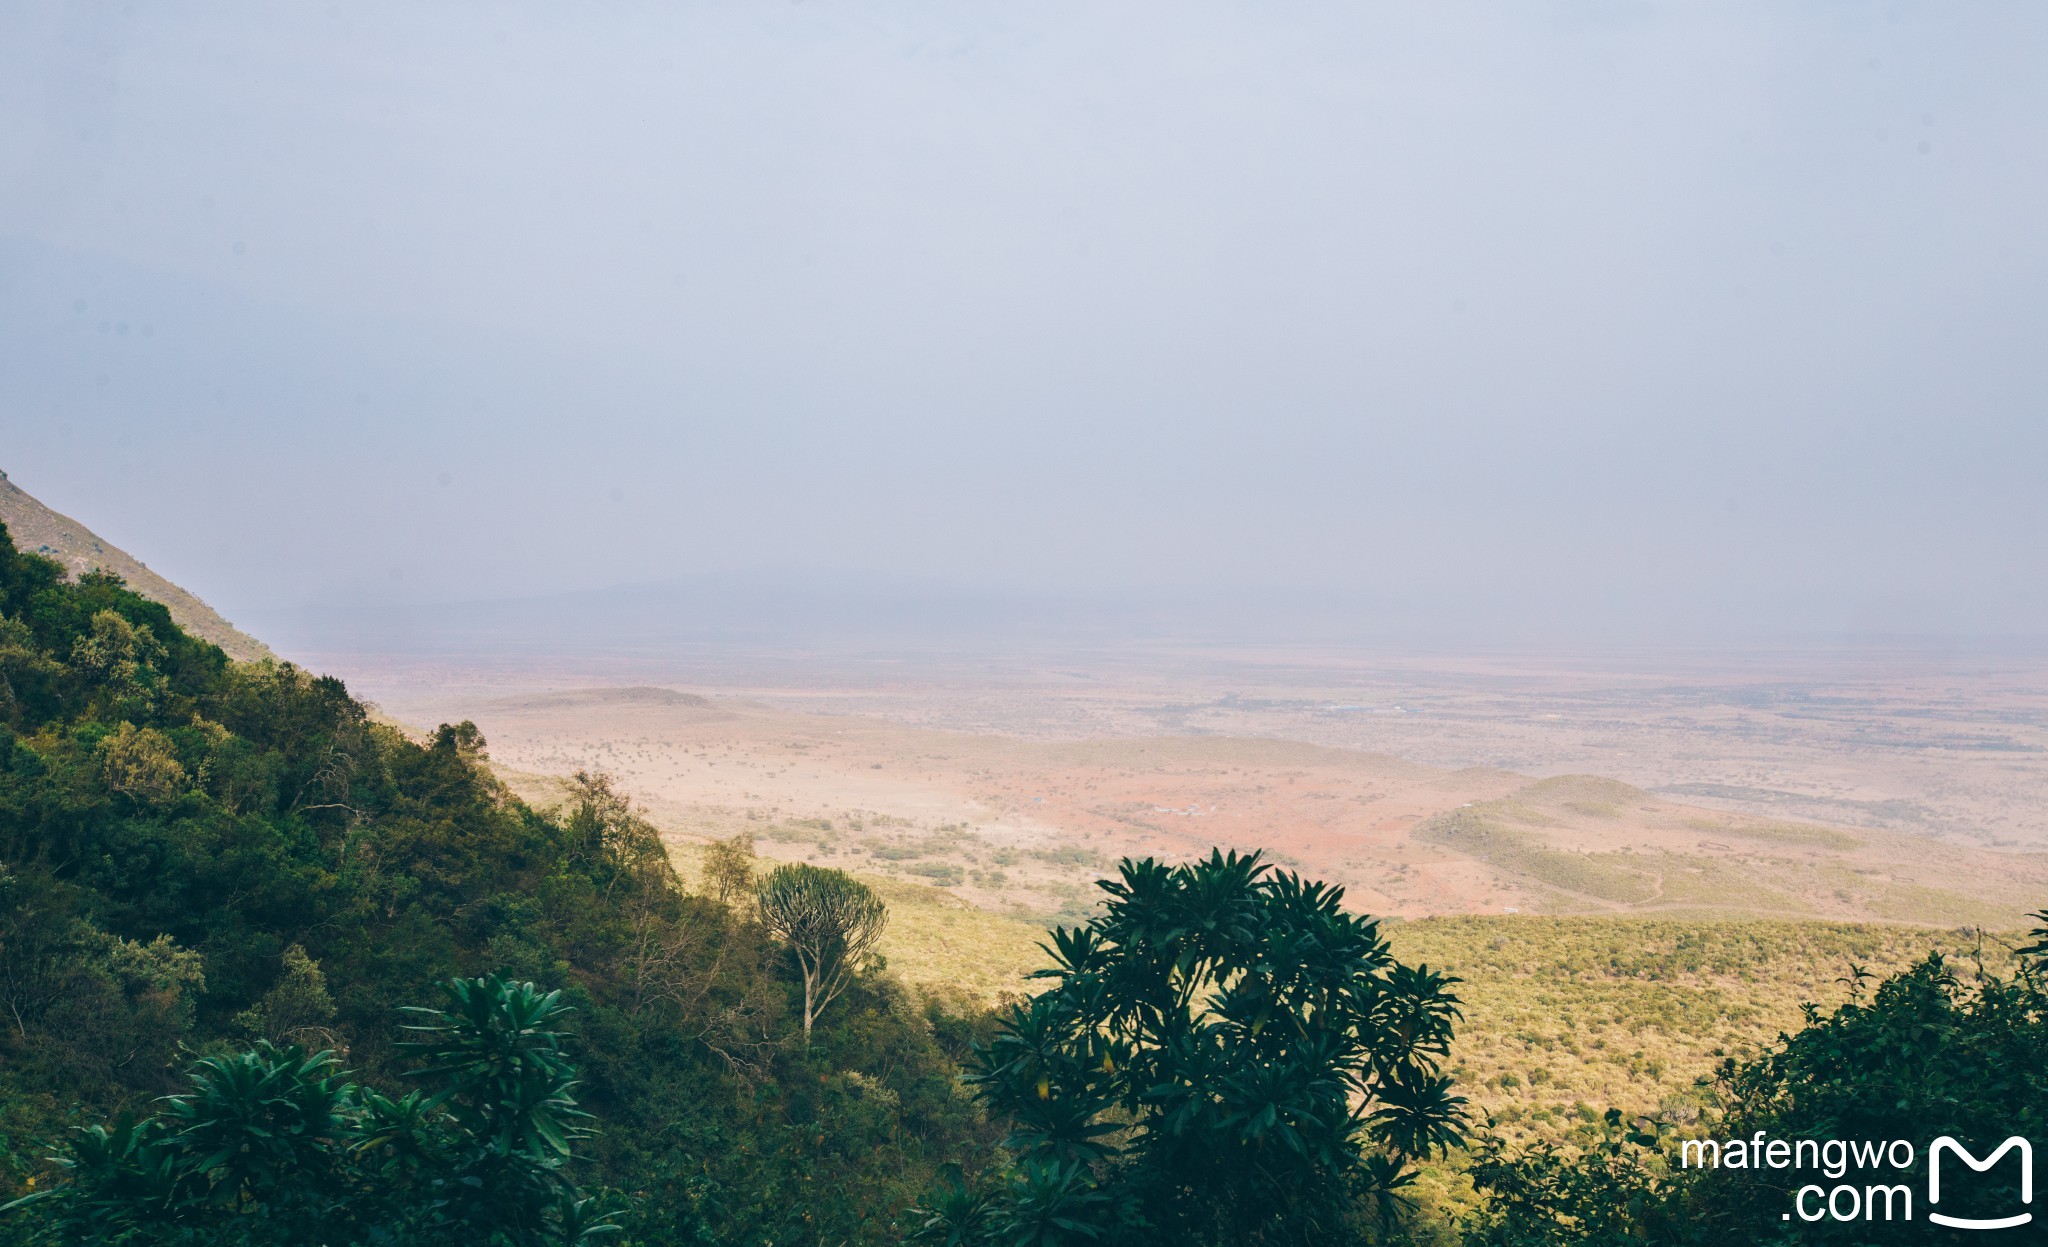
[755,863,888,1040]
[915,849,1467,1245]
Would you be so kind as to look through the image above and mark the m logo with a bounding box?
[1929,1136,2033,1231]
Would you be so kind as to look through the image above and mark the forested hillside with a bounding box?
[0,522,997,1244]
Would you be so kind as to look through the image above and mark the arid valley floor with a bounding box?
[320,641,2048,927]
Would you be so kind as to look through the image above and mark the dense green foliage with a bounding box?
[0,523,998,1245]
[917,851,1469,1246]
[1700,941,2048,1243]
[1459,1110,1696,1247]
[1461,930,2048,1244]
[7,975,617,1245]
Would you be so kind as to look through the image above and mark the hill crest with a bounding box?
[0,469,272,662]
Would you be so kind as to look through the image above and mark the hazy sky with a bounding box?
[3,2,2045,642]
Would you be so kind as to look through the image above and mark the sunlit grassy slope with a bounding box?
[857,874,2023,1142]
[508,768,2026,1144]
[852,882,2029,1233]
[1387,915,2018,1140]
[846,873,1055,1002]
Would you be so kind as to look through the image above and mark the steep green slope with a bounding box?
[860,880,2031,1149]
[0,521,995,1246]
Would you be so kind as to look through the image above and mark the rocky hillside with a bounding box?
[0,469,272,661]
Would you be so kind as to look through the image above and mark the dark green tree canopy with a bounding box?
[6,974,619,1247]
[934,849,1468,1246]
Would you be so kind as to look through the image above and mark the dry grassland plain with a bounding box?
[318,643,2048,1134]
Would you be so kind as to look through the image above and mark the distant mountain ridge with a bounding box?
[0,469,272,662]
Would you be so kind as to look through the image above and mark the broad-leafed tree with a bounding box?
[920,849,1468,1246]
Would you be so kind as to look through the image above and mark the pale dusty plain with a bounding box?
[316,642,2048,929]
